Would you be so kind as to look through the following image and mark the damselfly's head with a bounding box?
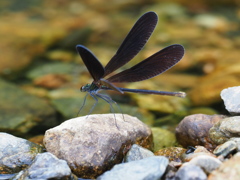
[80,84,91,92]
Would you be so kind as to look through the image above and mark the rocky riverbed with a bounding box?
[1,86,240,179]
[1,0,240,179]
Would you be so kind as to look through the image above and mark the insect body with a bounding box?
[76,11,185,114]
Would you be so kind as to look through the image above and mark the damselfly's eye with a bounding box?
[80,86,85,92]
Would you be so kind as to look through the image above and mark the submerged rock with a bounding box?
[0,133,43,174]
[0,79,57,135]
[43,114,153,179]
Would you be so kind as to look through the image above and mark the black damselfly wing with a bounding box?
[77,11,158,82]
[76,11,185,97]
[107,44,184,83]
[104,11,158,77]
[76,45,104,82]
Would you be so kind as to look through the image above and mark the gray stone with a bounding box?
[124,144,154,162]
[221,86,240,115]
[43,114,153,179]
[0,133,43,174]
[97,156,168,180]
[11,152,75,180]
[188,155,222,174]
[230,137,240,151]
[209,116,240,145]
[175,163,207,180]
[213,140,237,157]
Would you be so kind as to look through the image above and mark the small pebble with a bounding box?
[124,144,154,162]
[229,137,240,151]
[188,155,222,174]
[213,140,237,157]
[175,163,207,180]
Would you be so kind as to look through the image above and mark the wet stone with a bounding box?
[175,163,207,180]
[209,116,240,145]
[11,152,77,180]
[124,144,154,163]
[97,156,168,180]
[175,114,225,150]
[0,133,43,174]
[43,114,153,179]
[213,140,237,157]
[221,86,240,115]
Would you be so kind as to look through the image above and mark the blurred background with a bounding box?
[0,0,240,138]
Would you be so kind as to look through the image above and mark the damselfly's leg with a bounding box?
[98,93,125,122]
[77,93,89,116]
[88,92,99,117]
[96,93,115,113]
[96,93,120,129]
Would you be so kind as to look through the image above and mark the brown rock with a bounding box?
[43,114,153,179]
[155,147,186,162]
[176,114,226,150]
